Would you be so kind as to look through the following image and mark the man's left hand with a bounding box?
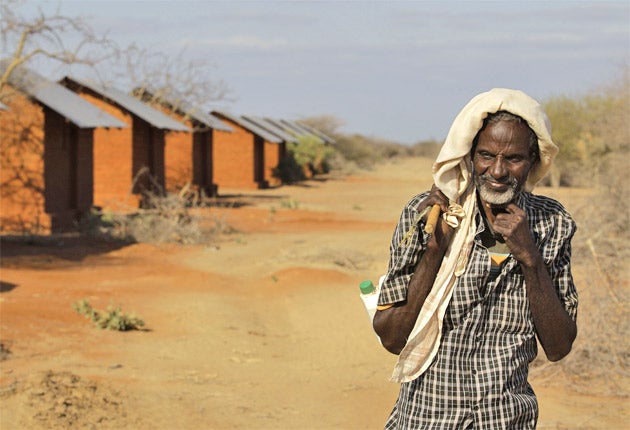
[492,203,540,267]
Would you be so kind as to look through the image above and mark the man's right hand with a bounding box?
[421,185,456,253]
[373,186,455,354]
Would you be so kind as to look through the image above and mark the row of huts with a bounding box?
[0,61,335,234]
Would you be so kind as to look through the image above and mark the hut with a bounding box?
[0,61,126,233]
[211,111,284,189]
[132,88,233,197]
[242,116,303,186]
[60,77,190,211]
[239,116,293,187]
[262,117,331,178]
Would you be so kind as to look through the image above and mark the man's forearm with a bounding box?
[373,238,449,355]
[522,257,577,361]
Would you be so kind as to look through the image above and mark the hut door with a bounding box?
[253,136,264,183]
[67,125,79,210]
[193,131,210,188]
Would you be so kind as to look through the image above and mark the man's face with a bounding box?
[472,120,536,207]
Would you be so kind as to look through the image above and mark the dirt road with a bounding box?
[1,157,627,429]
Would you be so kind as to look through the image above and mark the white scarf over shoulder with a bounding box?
[390,88,558,383]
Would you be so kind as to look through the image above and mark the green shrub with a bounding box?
[274,151,306,183]
[73,300,145,331]
[275,134,336,183]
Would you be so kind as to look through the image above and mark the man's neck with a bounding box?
[479,198,507,226]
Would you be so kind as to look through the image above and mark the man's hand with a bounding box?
[419,186,455,251]
[418,185,450,217]
[492,202,576,361]
[492,203,539,267]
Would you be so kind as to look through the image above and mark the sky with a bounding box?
[8,0,630,144]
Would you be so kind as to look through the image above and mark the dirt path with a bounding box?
[1,157,627,429]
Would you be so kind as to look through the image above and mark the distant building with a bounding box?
[263,117,331,178]
[60,77,189,211]
[133,88,233,197]
[211,111,284,189]
[0,61,126,233]
[239,116,295,187]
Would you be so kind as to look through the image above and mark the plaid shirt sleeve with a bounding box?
[378,192,432,306]
[528,194,579,321]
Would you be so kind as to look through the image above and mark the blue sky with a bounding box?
[10,1,630,144]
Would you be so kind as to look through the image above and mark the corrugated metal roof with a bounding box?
[241,115,298,143]
[190,108,233,132]
[132,87,233,132]
[212,111,282,143]
[268,118,324,144]
[63,76,189,132]
[295,122,336,144]
[263,118,303,138]
[280,119,324,143]
[0,60,127,129]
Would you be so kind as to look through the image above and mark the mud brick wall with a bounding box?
[0,89,49,232]
[0,88,96,233]
[213,120,267,190]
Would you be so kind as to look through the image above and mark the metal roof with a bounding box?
[262,117,304,138]
[62,76,189,132]
[0,101,8,110]
[188,108,233,132]
[132,87,233,132]
[0,60,127,129]
[280,119,324,143]
[241,115,298,143]
[265,118,324,144]
[212,111,282,143]
[294,122,336,144]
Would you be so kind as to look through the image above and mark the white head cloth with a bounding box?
[433,87,558,200]
[390,88,558,383]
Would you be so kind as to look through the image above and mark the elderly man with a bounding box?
[373,89,577,429]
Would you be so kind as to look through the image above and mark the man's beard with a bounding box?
[474,173,521,206]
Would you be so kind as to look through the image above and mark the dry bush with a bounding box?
[80,170,227,245]
[407,139,442,160]
[533,72,630,396]
[81,192,205,245]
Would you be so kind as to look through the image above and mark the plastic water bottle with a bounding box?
[359,280,379,322]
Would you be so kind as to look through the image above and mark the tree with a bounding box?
[105,44,231,119]
[1,1,229,112]
[0,0,118,96]
[298,114,345,138]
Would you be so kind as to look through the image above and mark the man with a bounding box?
[373,89,578,429]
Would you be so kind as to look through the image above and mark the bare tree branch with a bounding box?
[1,0,119,93]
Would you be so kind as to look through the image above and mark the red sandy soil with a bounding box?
[0,157,627,429]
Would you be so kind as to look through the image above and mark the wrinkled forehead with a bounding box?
[472,117,535,154]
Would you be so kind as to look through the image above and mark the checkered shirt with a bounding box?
[380,191,578,429]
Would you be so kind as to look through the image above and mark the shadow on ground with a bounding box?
[0,234,131,269]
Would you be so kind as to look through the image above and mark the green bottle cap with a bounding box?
[359,280,375,294]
